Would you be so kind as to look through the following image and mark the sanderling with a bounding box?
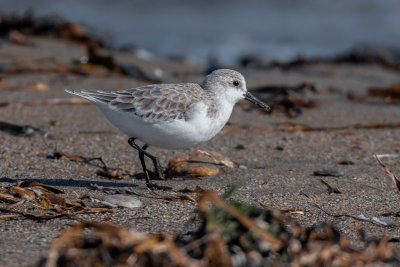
[66,69,270,187]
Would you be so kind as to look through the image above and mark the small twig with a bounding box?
[151,191,196,202]
[257,202,305,215]
[0,207,73,221]
[90,197,118,208]
[181,232,220,251]
[6,200,25,209]
[90,184,193,202]
[49,150,136,177]
[84,157,110,171]
[319,179,342,194]
[300,192,397,227]
[375,154,400,192]
[0,214,19,219]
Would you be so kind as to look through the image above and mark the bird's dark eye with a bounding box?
[233,80,239,87]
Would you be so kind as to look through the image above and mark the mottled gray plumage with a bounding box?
[67,83,218,123]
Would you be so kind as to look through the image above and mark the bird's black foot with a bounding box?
[128,137,165,185]
[146,183,172,191]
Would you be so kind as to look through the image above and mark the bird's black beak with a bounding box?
[244,92,270,111]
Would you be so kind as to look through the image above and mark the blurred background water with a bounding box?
[1,0,400,63]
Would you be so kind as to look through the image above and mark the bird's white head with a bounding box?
[202,69,270,111]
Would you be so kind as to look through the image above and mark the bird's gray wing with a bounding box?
[66,84,205,122]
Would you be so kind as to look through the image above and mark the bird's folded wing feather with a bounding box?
[75,84,205,122]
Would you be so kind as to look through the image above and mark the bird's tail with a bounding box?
[65,89,114,104]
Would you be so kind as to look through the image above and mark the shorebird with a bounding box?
[66,69,270,187]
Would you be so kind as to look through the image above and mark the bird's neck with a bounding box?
[205,91,235,121]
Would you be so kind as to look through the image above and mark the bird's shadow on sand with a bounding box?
[0,177,140,188]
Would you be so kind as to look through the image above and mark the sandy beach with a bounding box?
[0,34,400,266]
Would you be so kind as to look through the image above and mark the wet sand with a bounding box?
[1,37,400,266]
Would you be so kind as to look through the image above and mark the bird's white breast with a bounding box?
[97,100,234,149]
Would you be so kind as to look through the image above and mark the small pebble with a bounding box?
[49,120,60,127]
[102,194,142,208]
[338,160,354,165]
[235,144,246,150]
[357,214,368,220]
[154,68,163,78]
[313,169,343,177]
[1,147,10,154]
[80,56,88,64]
[372,217,394,226]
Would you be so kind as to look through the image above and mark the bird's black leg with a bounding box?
[141,144,165,180]
[128,138,164,187]
[137,149,151,185]
[128,138,152,185]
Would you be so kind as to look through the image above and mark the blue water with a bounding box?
[2,0,400,63]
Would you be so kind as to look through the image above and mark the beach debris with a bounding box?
[49,120,59,127]
[102,194,142,208]
[167,150,234,177]
[0,57,70,74]
[372,217,395,227]
[48,150,109,169]
[17,181,65,193]
[235,144,246,150]
[0,12,101,45]
[47,150,136,180]
[157,193,196,202]
[258,202,305,215]
[178,186,205,194]
[90,184,194,202]
[338,159,354,165]
[348,83,400,105]
[375,154,399,159]
[313,169,343,177]
[58,22,88,41]
[0,192,21,203]
[319,178,342,194]
[0,120,41,137]
[282,122,314,132]
[381,211,400,217]
[375,154,400,192]
[249,47,400,72]
[8,29,29,45]
[248,82,317,117]
[0,76,7,89]
[90,184,144,196]
[300,192,399,227]
[197,150,235,168]
[96,169,121,179]
[357,214,369,221]
[0,15,159,81]
[0,208,70,221]
[87,41,119,71]
[282,121,400,132]
[70,63,108,76]
[0,182,113,220]
[368,83,400,102]
[27,81,50,91]
[38,190,400,266]
[83,41,162,82]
